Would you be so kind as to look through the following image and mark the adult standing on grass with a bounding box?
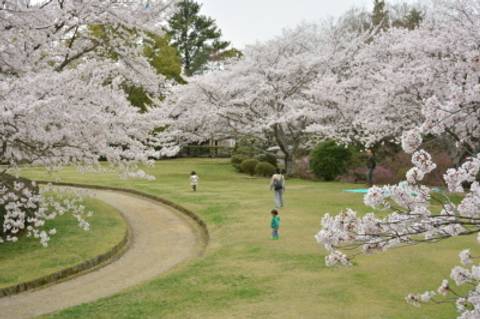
[270,169,285,208]
[366,149,376,187]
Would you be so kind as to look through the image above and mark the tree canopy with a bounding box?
[0,0,174,246]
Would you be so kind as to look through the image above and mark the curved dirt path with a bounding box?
[0,189,205,319]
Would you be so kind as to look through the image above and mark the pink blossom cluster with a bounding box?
[407,251,480,319]
[0,183,91,247]
[317,131,480,317]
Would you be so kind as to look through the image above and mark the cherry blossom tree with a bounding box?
[315,1,480,317]
[0,0,176,245]
[307,0,479,156]
[1,0,175,74]
[162,22,372,175]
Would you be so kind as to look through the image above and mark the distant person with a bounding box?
[366,149,376,187]
[270,209,281,240]
[270,168,285,208]
[190,171,199,191]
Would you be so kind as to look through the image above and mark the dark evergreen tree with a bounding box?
[393,8,423,30]
[372,0,389,31]
[166,0,231,76]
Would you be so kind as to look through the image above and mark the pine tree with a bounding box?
[403,8,423,30]
[383,2,424,31]
[372,0,389,31]
[166,0,231,76]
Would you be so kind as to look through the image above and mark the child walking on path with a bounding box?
[270,209,280,240]
[190,171,199,192]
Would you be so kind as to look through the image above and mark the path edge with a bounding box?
[0,181,209,298]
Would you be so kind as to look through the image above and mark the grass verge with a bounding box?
[0,198,127,289]
[19,159,475,319]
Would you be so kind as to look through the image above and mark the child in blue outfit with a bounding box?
[270,209,280,240]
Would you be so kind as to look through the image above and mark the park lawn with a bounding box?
[20,158,476,319]
[0,198,127,289]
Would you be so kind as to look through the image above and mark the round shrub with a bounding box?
[255,161,276,177]
[234,145,256,157]
[256,153,277,168]
[231,154,248,171]
[310,141,352,181]
[240,159,258,176]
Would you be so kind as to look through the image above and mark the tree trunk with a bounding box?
[184,47,191,76]
[272,124,298,177]
[283,151,296,177]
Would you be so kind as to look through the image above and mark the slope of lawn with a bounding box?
[0,198,127,289]
[20,159,476,319]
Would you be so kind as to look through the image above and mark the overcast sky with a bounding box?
[198,0,411,48]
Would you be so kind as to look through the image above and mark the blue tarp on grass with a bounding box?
[343,187,442,194]
[343,189,369,193]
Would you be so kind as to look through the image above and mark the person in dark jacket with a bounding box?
[367,149,376,187]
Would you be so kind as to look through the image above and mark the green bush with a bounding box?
[347,145,366,168]
[234,136,265,154]
[231,154,249,171]
[256,153,277,167]
[310,141,352,181]
[231,137,275,171]
[234,145,256,158]
[180,145,233,158]
[240,159,258,176]
[255,161,276,177]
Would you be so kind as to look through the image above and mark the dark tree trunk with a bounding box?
[282,151,296,177]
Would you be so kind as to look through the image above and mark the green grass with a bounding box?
[0,198,127,289]
[19,159,476,318]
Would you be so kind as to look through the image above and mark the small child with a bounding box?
[270,209,280,240]
[190,171,199,192]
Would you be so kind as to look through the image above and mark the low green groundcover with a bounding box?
[20,159,472,319]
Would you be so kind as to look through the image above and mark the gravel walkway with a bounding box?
[0,189,204,319]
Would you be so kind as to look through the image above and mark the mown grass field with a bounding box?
[0,198,127,289]
[19,158,476,319]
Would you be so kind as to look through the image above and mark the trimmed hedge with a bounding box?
[180,145,233,158]
[256,153,277,168]
[231,154,249,171]
[234,145,256,158]
[255,161,276,177]
[240,159,258,176]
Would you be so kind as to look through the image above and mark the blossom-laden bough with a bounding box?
[0,178,92,247]
[160,22,378,176]
[316,130,480,318]
[310,1,480,317]
[0,0,177,246]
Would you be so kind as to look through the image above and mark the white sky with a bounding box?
[198,0,413,48]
